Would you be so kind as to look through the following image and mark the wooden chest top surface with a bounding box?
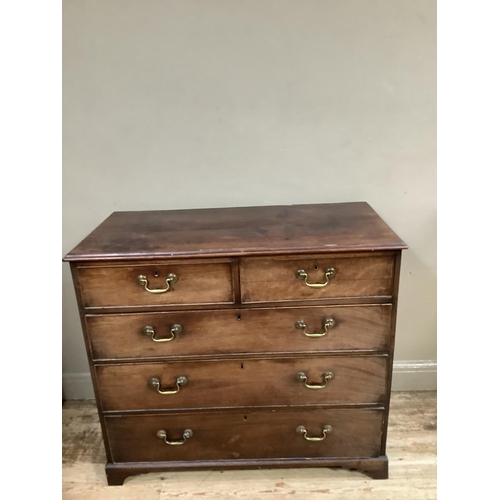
[64,202,407,262]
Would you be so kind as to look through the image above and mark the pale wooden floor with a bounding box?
[62,392,436,499]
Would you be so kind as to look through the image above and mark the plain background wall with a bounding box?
[62,0,436,398]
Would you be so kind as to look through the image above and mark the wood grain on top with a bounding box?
[63,202,407,262]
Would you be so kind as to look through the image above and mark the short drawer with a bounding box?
[240,254,394,304]
[77,261,234,309]
[105,408,384,462]
[96,356,387,411]
[86,305,392,360]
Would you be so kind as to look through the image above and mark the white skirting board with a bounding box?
[62,360,437,400]
[390,360,437,391]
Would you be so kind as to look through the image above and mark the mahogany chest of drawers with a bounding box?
[63,202,407,485]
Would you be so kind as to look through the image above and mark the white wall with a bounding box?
[63,0,436,397]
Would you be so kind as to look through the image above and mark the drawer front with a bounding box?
[240,254,394,304]
[78,262,234,308]
[96,356,387,411]
[87,305,392,360]
[105,408,383,462]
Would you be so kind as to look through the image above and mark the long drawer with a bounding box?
[96,356,387,411]
[240,254,394,303]
[105,408,384,462]
[86,304,392,361]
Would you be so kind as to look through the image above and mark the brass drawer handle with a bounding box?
[295,318,335,337]
[295,268,336,288]
[137,273,178,293]
[296,371,333,389]
[296,425,332,441]
[143,324,182,343]
[157,429,193,446]
[149,376,187,394]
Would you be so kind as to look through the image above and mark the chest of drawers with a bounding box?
[63,202,407,485]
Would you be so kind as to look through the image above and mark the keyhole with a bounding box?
[240,363,244,369]
[154,269,159,277]
[314,264,318,270]
[243,415,247,421]
[237,314,241,321]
